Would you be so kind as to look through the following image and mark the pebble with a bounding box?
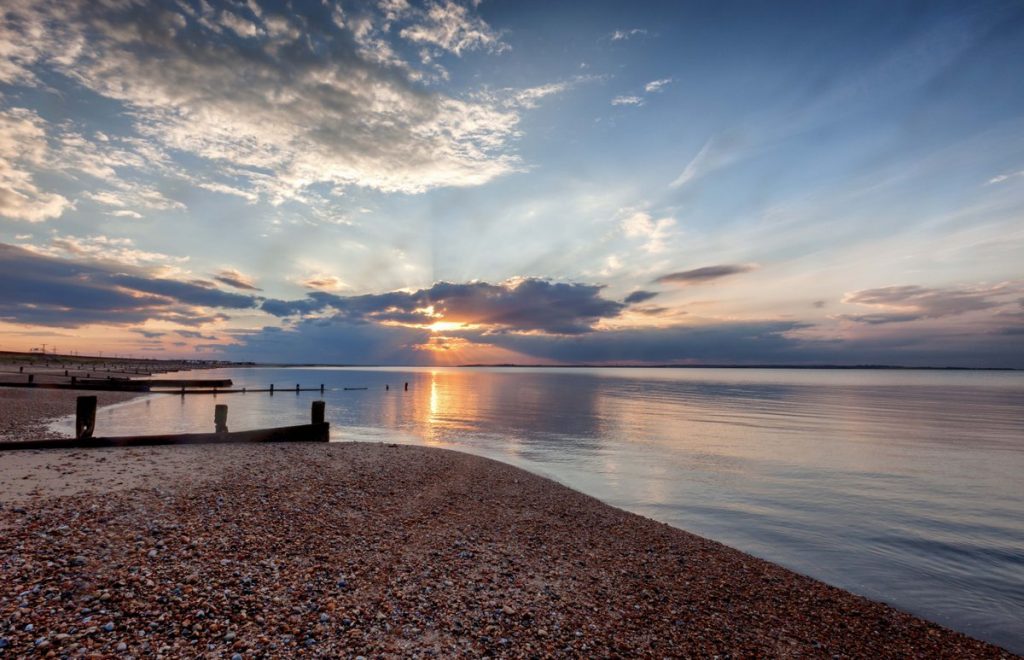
[0,443,1007,658]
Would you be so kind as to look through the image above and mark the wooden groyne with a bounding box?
[0,397,330,451]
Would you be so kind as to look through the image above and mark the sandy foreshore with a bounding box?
[0,433,1015,658]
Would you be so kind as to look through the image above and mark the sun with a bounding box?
[427,321,465,333]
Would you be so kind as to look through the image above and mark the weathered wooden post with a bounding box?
[296,383,300,394]
[312,400,325,424]
[71,376,77,386]
[242,386,246,394]
[404,381,408,391]
[76,396,97,440]
[64,369,68,376]
[27,374,34,384]
[320,383,324,394]
[269,384,274,395]
[19,366,23,373]
[215,404,228,434]
[386,384,389,391]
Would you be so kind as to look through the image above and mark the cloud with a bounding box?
[0,242,258,328]
[987,170,1024,185]
[620,209,675,253]
[299,274,346,291]
[398,0,508,56]
[2,0,530,201]
[644,78,672,93]
[669,135,746,189]
[654,264,756,285]
[131,329,167,338]
[261,278,626,335]
[20,234,188,268]
[176,329,219,340]
[610,29,647,41]
[612,79,672,109]
[624,290,659,304]
[611,95,644,106]
[0,108,71,222]
[839,284,1012,324]
[214,268,261,291]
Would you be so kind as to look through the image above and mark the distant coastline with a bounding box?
[268,362,1020,371]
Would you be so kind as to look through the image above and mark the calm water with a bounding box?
[52,367,1024,652]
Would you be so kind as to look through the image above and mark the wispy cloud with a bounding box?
[644,78,673,93]
[611,95,645,106]
[987,170,1024,185]
[669,135,746,189]
[654,264,757,285]
[214,268,261,291]
[839,283,1016,324]
[398,0,509,55]
[610,28,648,41]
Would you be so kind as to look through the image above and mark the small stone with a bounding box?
[71,556,87,566]
[224,631,236,642]
[116,642,128,651]
[231,654,243,660]
[147,549,158,558]
[102,622,115,633]
[0,638,9,649]
[25,623,34,632]
[502,605,516,615]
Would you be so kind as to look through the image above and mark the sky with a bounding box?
[1,0,1023,367]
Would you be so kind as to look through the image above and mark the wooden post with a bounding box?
[270,383,274,395]
[19,366,23,373]
[71,376,77,386]
[65,369,69,376]
[320,383,324,394]
[27,374,34,384]
[296,383,300,394]
[386,384,389,391]
[242,386,246,394]
[75,396,97,440]
[214,404,228,434]
[404,382,408,391]
[312,400,325,424]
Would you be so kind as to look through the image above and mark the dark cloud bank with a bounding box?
[0,243,258,327]
[3,243,1021,367]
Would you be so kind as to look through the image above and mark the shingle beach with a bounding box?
[0,424,1015,659]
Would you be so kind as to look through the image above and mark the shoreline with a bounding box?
[0,404,1015,657]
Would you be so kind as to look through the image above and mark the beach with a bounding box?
[0,395,1014,658]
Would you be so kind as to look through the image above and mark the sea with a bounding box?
[50,366,1024,652]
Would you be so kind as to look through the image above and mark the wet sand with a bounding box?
[0,435,1014,658]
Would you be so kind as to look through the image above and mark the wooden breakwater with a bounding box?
[0,397,329,451]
